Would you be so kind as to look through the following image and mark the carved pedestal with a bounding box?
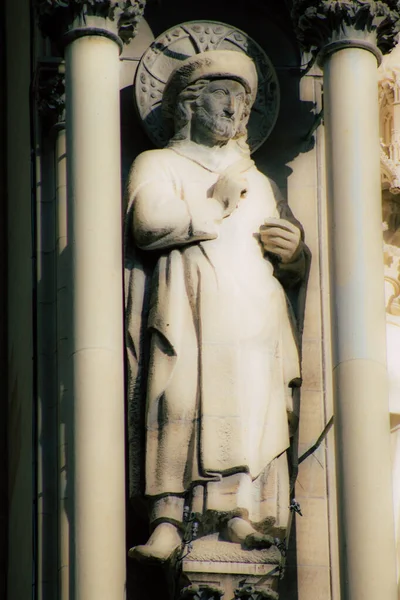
[175,536,281,600]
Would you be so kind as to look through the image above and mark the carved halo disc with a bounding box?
[134,20,280,153]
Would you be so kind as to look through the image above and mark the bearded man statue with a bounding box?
[124,50,307,563]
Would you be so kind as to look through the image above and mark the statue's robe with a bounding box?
[125,142,307,532]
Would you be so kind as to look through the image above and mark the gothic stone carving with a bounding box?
[35,0,146,44]
[379,43,400,192]
[234,584,279,600]
[177,535,282,600]
[292,0,400,55]
[125,43,308,568]
[383,193,400,315]
[382,190,400,572]
[180,584,224,600]
[36,68,65,131]
[134,22,280,153]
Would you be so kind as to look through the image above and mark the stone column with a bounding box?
[35,2,146,599]
[293,2,400,599]
[55,116,70,600]
[51,69,70,600]
[65,23,126,599]
[36,64,63,600]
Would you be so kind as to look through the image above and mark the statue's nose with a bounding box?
[223,97,235,118]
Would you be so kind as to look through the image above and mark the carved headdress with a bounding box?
[162,50,258,119]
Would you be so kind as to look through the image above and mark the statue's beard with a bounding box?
[194,106,236,142]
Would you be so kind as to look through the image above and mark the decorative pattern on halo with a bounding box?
[134,21,280,153]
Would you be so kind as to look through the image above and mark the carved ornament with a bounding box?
[383,191,400,313]
[379,43,400,193]
[134,21,280,152]
[384,243,400,310]
[180,584,224,600]
[234,584,279,600]
[292,0,400,58]
[34,0,146,45]
[125,31,308,582]
[36,68,66,131]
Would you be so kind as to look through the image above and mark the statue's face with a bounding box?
[191,79,246,144]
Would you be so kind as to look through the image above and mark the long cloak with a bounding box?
[124,144,307,528]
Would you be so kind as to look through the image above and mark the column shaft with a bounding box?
[55,124,70,600]
[65,34,126,599]
[324,47,397,599]
[36,135,59,600]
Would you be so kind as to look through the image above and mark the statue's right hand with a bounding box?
[213,158,253,217]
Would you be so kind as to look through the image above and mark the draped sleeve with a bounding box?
[127,150,224,251]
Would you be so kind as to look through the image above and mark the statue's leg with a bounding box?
[129,496,184,563]
[145,318,200,496]
[131,305,199,563]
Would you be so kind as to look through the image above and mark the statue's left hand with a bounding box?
[259,217,301,263]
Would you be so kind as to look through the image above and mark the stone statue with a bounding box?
[125,49,307,564]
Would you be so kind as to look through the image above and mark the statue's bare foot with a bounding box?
[226,517,275,549]
[128,522,182,564]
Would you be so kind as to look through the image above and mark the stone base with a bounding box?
[175,535,282,600]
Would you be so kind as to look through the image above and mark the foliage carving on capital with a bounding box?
[35,0,146,44]
[36,68,66,130]
[292,0,400,55]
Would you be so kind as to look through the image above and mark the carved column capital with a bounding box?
[34,0,146,49]
[292,1,400,63]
